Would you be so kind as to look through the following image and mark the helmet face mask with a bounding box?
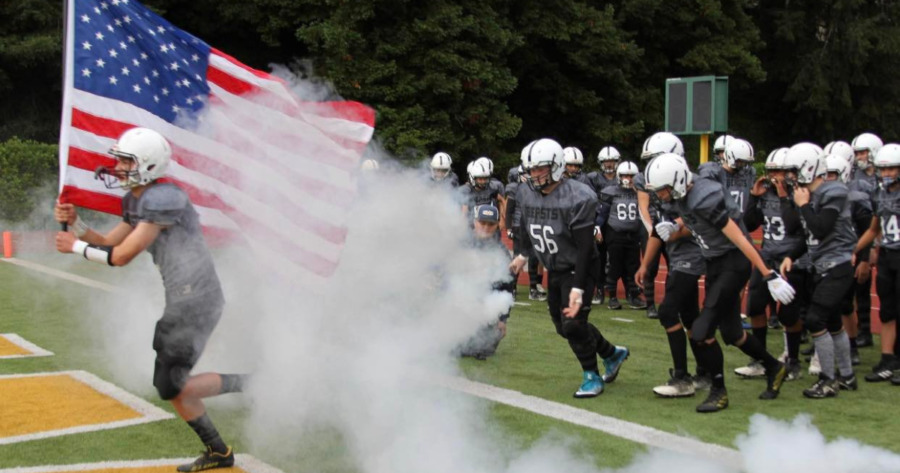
[563,147,584,176]
[101,127,171,189]
[874,143,900,190]
[616,161,639,189]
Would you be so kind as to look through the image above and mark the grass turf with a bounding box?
[0,258,897,471]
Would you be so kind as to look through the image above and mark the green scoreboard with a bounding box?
[665,76,729,135]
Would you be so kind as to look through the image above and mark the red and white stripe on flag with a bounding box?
[58,0,375,286]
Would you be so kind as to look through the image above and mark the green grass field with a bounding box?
[1,256,898,471]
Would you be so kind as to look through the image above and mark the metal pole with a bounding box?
[699,134,709,164]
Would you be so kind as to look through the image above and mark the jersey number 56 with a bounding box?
[529,224,559,254]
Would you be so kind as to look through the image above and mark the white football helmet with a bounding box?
[641,132,684,160]
[474,156,494,175]
[644,153,692,200]
[785,142,825,185]
[468,159,491,189]
[521,138,565,191]
[103,127,171,189]
[360,159,379,171]
[765,147,789,170]
[724,138,754,169]
[713,134,735,154]
[824,154,851,183]
[597,146,621,174]
[430,152,453,180]
[616,161,639,188]
[852,132,883,168]
[823,141,854,165]
[874,143,900,188]
[563,147,584,166]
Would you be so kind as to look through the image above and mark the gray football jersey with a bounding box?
[851,166,877,189]
[656,207,705,276]
[567,172,595,191]
[121,183,222,303]
[872,186,900,250]
[755,189,805,261]
[461,180,505,209]
[600,185,641,233]
[517,179,598,271]
[588,171,617,194]
[799,180,856,271]
[698,162,756,215]
[667,175,749,259]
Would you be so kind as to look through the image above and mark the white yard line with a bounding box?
[0,258,118,292]
[0,455,283,473]
[610,317,635,323]
[0,334,53,359]
[0,370,174,445]
[437,375,743,470]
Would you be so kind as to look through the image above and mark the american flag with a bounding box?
[59,0,375,287]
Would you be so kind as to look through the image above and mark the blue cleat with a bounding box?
[602,346,630,383]
[574,371,604,398]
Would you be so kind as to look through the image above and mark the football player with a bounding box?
[586,146,621,305]
[429,151,459,187]
[850,132,884,348]
[55,128,245,471]
[698,138,756,215]
[645,153,794,412]
[510,138,629,398]
[780,143,858,397]
[597,162,646,310]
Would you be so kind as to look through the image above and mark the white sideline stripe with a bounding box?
[513,302,532,306]
[437,375,743,470]
[0,370,174,445]
[0,258,118,293]
[0,334,53,359]
[610,317,635,323]
[0,454,283,473]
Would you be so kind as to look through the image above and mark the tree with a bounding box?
[292,0,523,166]
[0,0,63,143]
[748,0,900,145]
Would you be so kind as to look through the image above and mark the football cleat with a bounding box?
[608,297,622,310]
[837,374,858,391]
[808,352,821,376]
[591,290,603,305]
[528,288,547,301]
[602,346,630,383]
[735,359,766,378]
[696,387,729,413]
[850,347,861,366]
[759,362,787,400]
[176,446,235,472]
[803,375,839,399]
[768,315,783,330]
[864,359,899,382]
[856,332,874,348]
[653,369,695,398]
[692,372,712,390]
[574,371,604,398]
[645,304,659,319]
[627,294,647,310]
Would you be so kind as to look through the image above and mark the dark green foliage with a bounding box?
[0,137,57,222]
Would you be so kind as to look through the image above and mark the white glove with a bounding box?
[766,272,796,304]
[655,221,680,242]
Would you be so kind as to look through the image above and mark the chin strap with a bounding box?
[71,240,114,266]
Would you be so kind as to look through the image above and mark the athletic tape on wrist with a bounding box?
[72,239,114,266]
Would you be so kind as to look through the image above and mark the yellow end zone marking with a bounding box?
[0,371,174,445]
[0,334,54,359]
[0,455,283,473]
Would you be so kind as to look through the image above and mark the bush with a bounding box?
[0,137,58,222]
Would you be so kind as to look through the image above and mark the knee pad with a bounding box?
[804,307,827,334]
[657,304,681,330]
[560,317,589,341]
[154,360,189,401]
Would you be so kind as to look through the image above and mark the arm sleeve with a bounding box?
[505,197,517,229]
[788,239,808,261]
[573,225,595,290]
[696,193,731,230]
[743,194,763,231]
[781,199,803,234]
[799,205,839,240]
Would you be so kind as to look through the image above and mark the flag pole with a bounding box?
[58,0,72,231]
